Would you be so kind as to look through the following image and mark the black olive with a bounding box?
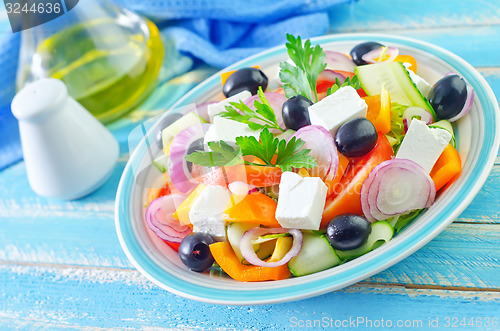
[350,41,384,66]
[222,67,268,97]
[178,233,215,272]
[155,112,183,149]
[282,95,313,131]
[335,118,377,157]
[326,214,371,251]
[186,138,205,172]
[428,75,467,120]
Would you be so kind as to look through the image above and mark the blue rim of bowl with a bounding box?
[115,33,500,305]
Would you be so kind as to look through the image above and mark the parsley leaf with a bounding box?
[326,75,362,96]
[236,129,278,165]
[279,34,327,103]
[184,141,242,167]
[219,87,285,132]
[185,129,317,171]
[279,61,313,101]
[235,128,317,172]
[274,136,317,172]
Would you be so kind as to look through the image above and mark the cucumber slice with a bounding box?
[288,231,341,277]
[335,221,394,261]
[429,119,456,148]
[161,112,207,148]
[355,62,436,119]
[152,153,168,173]
[389,209,423,233]
[226,222,260,262]
[276,129,295,141]
[253,233,289,244]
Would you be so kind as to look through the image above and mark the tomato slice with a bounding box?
[321,134,394,228]
[163,241,180,252]
[316,69,367,98]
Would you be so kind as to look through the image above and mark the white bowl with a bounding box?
[115,33,500,305]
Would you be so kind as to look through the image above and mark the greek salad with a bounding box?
[144,34,472,281]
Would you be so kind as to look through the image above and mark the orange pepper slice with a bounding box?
[363,87,391,134]
[210,241,291,282]
[223,192,281,228]
[430,144,461,192]
[394,55,417,74]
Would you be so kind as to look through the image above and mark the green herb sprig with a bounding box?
[184,141,242,167]
[219,87,285,132]
[326,75,361,96]
[279,34,327,103]
[185,128,317,171]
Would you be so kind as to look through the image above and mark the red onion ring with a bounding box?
[145,194,191,243]
[195,102,217,122]
[240,227,303,267]
[324,51,356,72]
[316,70,346,94]
[448,84,474,122]
[403,107,434,131]
[361,46,399,64]
[168,124,211,193]
[289,125,338,181]
[361,159,436,222]
[317,69,346,84]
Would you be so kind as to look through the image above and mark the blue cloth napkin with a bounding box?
[117,0,348,67]
[0,0,351,170]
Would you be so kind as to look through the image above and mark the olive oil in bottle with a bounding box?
[17,1,164,123]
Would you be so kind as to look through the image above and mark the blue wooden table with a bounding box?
[1,0,499,329]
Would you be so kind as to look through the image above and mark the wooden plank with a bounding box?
[0,160,123,219]
[388,26,500,68]
[457,165,500,224]
[0,214,131,268]
[329,0,500,32]
[1,264,499,330]
[0,161,132,268]
[367,223,500,289]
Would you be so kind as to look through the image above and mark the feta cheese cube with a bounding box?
[406,66,432,98]
[188,185,231,241]
[396,119,452,173]
[204,116,260,147]
[207,90,252,122]
[308,86,368,135]
[275,172,328,230]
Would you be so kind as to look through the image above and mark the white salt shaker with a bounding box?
[11,78,119,200]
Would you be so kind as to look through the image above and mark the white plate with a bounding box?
[115,33,500,305]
